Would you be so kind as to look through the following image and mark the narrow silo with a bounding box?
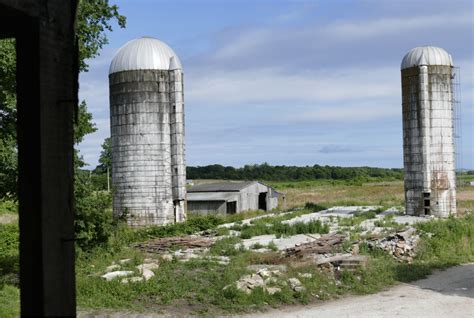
[109,37,186,226]
[401,46,456,217]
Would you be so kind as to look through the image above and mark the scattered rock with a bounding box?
[121,276,143,284]
[367,228,419,262]
[141,269,155,281]
[298,272,313,278]
[118,259,131,265]
[288,277,305,292]
[101,271,133,281]
[105,264,120,273]
[143,258,156,263]
[208,255,230,265]
[160,254,173,262]
[257,268,272,278]
[264,287,281,295]
[264,277,278,285]
[246,264,288,273]
[135,262,159,281]
[235,274,265,294]
[136,262,159,271]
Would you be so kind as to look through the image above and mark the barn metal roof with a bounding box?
[401,46,453,70]
[187,192,239,202]
[187,181,257,193]
[109,36,182,74]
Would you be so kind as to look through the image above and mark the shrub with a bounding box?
[0,223,19,286]
[74,173,114,251]
[0,200,17,215]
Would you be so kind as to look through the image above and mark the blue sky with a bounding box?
[78,0,473,169]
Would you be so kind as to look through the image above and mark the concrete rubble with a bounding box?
[225,265,289,295]
[367,228,420,263]
[101,271,134,281]
[285,234,346,258]
[288,277,305,292]
[100,260,160,283]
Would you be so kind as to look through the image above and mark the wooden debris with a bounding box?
[134,236,214,253]
[285,233,346,258]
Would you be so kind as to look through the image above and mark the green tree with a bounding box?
[0,39,17,197]
[95,137,112,174]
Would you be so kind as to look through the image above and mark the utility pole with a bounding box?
[107,166,110,192]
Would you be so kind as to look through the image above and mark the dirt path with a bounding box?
[240,263,474,318]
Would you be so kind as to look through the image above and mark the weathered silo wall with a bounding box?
[169,62,187,222]
[109,37,186,226]
[401,46,456,217]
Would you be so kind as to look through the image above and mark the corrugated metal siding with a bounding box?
[187,201,226,215]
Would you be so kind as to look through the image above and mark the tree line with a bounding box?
[186,163,404,181]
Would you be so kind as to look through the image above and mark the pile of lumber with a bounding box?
[135,236,214,253]
[285,233,346,257]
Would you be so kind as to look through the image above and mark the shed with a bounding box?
[187,181,284,215]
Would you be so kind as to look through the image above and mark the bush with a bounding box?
[0,200,17,215]
[304,202,327,212]
[0,223,19,287]
[74,173,114,251]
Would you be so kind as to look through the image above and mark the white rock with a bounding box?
[257,268,272,278]
[121,276,143,284]
[160,254,173,262]
[265,287,281,295]
[264,277,278,285]
[136,263,158,281]
[298,273,313,278]
[136,263,159,272]
[141,268,155,281]
[101,271,133,281]
[288,277,305,292]
[118,258,131,264]
[105,264,120,273]
[143,258,156,263]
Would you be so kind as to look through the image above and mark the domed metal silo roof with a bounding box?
[401,46,453,70]
[109,36,182,74]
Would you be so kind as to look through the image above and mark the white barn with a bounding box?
[187,181,283,215]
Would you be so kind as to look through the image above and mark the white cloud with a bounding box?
[325,13,473,39]
[187,66,399,107]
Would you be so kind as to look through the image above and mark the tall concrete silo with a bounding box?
[109,37,186,226]
[401,46,456,217]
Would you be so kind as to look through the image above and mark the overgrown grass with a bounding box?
[338,211,377,227]
[0,223,19,318]
[373,214,406,231]
[74,211,473,315]
[1,181,473,316]
[0,285,19,318]
[226,208,330,239]
[238,220,329,239]
[0,200,17,216]
[274,180,404,210]
[415,214,474,266]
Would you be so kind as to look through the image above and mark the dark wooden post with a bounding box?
[1,1,78,316]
